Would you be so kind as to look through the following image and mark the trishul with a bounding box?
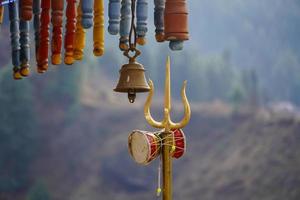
[144,56,191,200]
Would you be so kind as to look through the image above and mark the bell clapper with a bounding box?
[128,90,136,103]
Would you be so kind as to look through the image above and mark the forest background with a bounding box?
[0,0,300,200]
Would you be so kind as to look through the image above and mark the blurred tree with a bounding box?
[185,52,237,102]
[270,50,300,104]
[242,69,260,108]
[228,81,246,111]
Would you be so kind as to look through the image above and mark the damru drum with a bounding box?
[128,130,161,165]
[128,129,186,165]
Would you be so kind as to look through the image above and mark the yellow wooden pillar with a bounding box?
[93,0,104,56]
[74,0,86,60]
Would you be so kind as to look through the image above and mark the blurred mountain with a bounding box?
[2,100,299,200]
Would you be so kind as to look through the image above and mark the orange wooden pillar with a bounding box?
[164,0,189,50]
[64,0,77,65]
[51,0,64,65]
[74,1,86,60]
[0,4,4,24]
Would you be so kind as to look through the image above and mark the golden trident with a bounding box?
[144,56,191,200]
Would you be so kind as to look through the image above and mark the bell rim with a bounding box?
[113,87,150,93]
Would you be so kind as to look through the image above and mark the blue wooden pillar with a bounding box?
[119,0,131,50]
[136,0,148,45]
[19,1,30,76]
[108,0,121,35]
[9,1,22,79]
[33,0,41,66]
[154,0,165,42]
[81,0,94,28]
[19,19,30,76]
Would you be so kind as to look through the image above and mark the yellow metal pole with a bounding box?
[93,0,104,56]
[161,132,172,200]
[162,56,172,200]
[144,56,191,200]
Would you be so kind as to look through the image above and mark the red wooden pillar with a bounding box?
[38,0,51,72]
[20,0,33,20]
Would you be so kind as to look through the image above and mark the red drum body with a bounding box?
[128,130,161,165]
[171,129,186,159]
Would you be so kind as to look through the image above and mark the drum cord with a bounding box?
[155,133,181,197]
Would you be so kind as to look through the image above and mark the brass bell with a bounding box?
[114,60,150,103]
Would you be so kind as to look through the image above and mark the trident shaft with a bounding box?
[144,56,191,200]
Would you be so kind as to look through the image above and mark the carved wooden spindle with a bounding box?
[81,0,93,29]
[19,2,31,77]
[74,1,86,60]
[164,0,189,50]
[8,1,22,79]
[20,0,33,21]
[93,0,104,56]
[0,5,4,25]
[136,0,148,45]
[154,0,165,42]
[38,0,50,73]
[108,0,121,35]
[64,0,77,65]
[33,0,40,66]
[119,0,131,50]
[51,0,64,65]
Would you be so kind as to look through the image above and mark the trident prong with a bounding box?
[144,56,191,132]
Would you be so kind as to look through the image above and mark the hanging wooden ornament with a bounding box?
[64,0,77,65]
[0,4,4,24]
[108,0,120,35]
[38,0,50,73]
[33,0,40,67]
[74,0,86,60]
[81,0,93,29]
[51,0,64,65]
[164,0,189,50]
[8,1,22,79]
[20,0,33,21]
[19,2,31,77]
[93,0,104,56]
[154,0,165,42]
[119,0,131,51]
[136,0,148,45]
